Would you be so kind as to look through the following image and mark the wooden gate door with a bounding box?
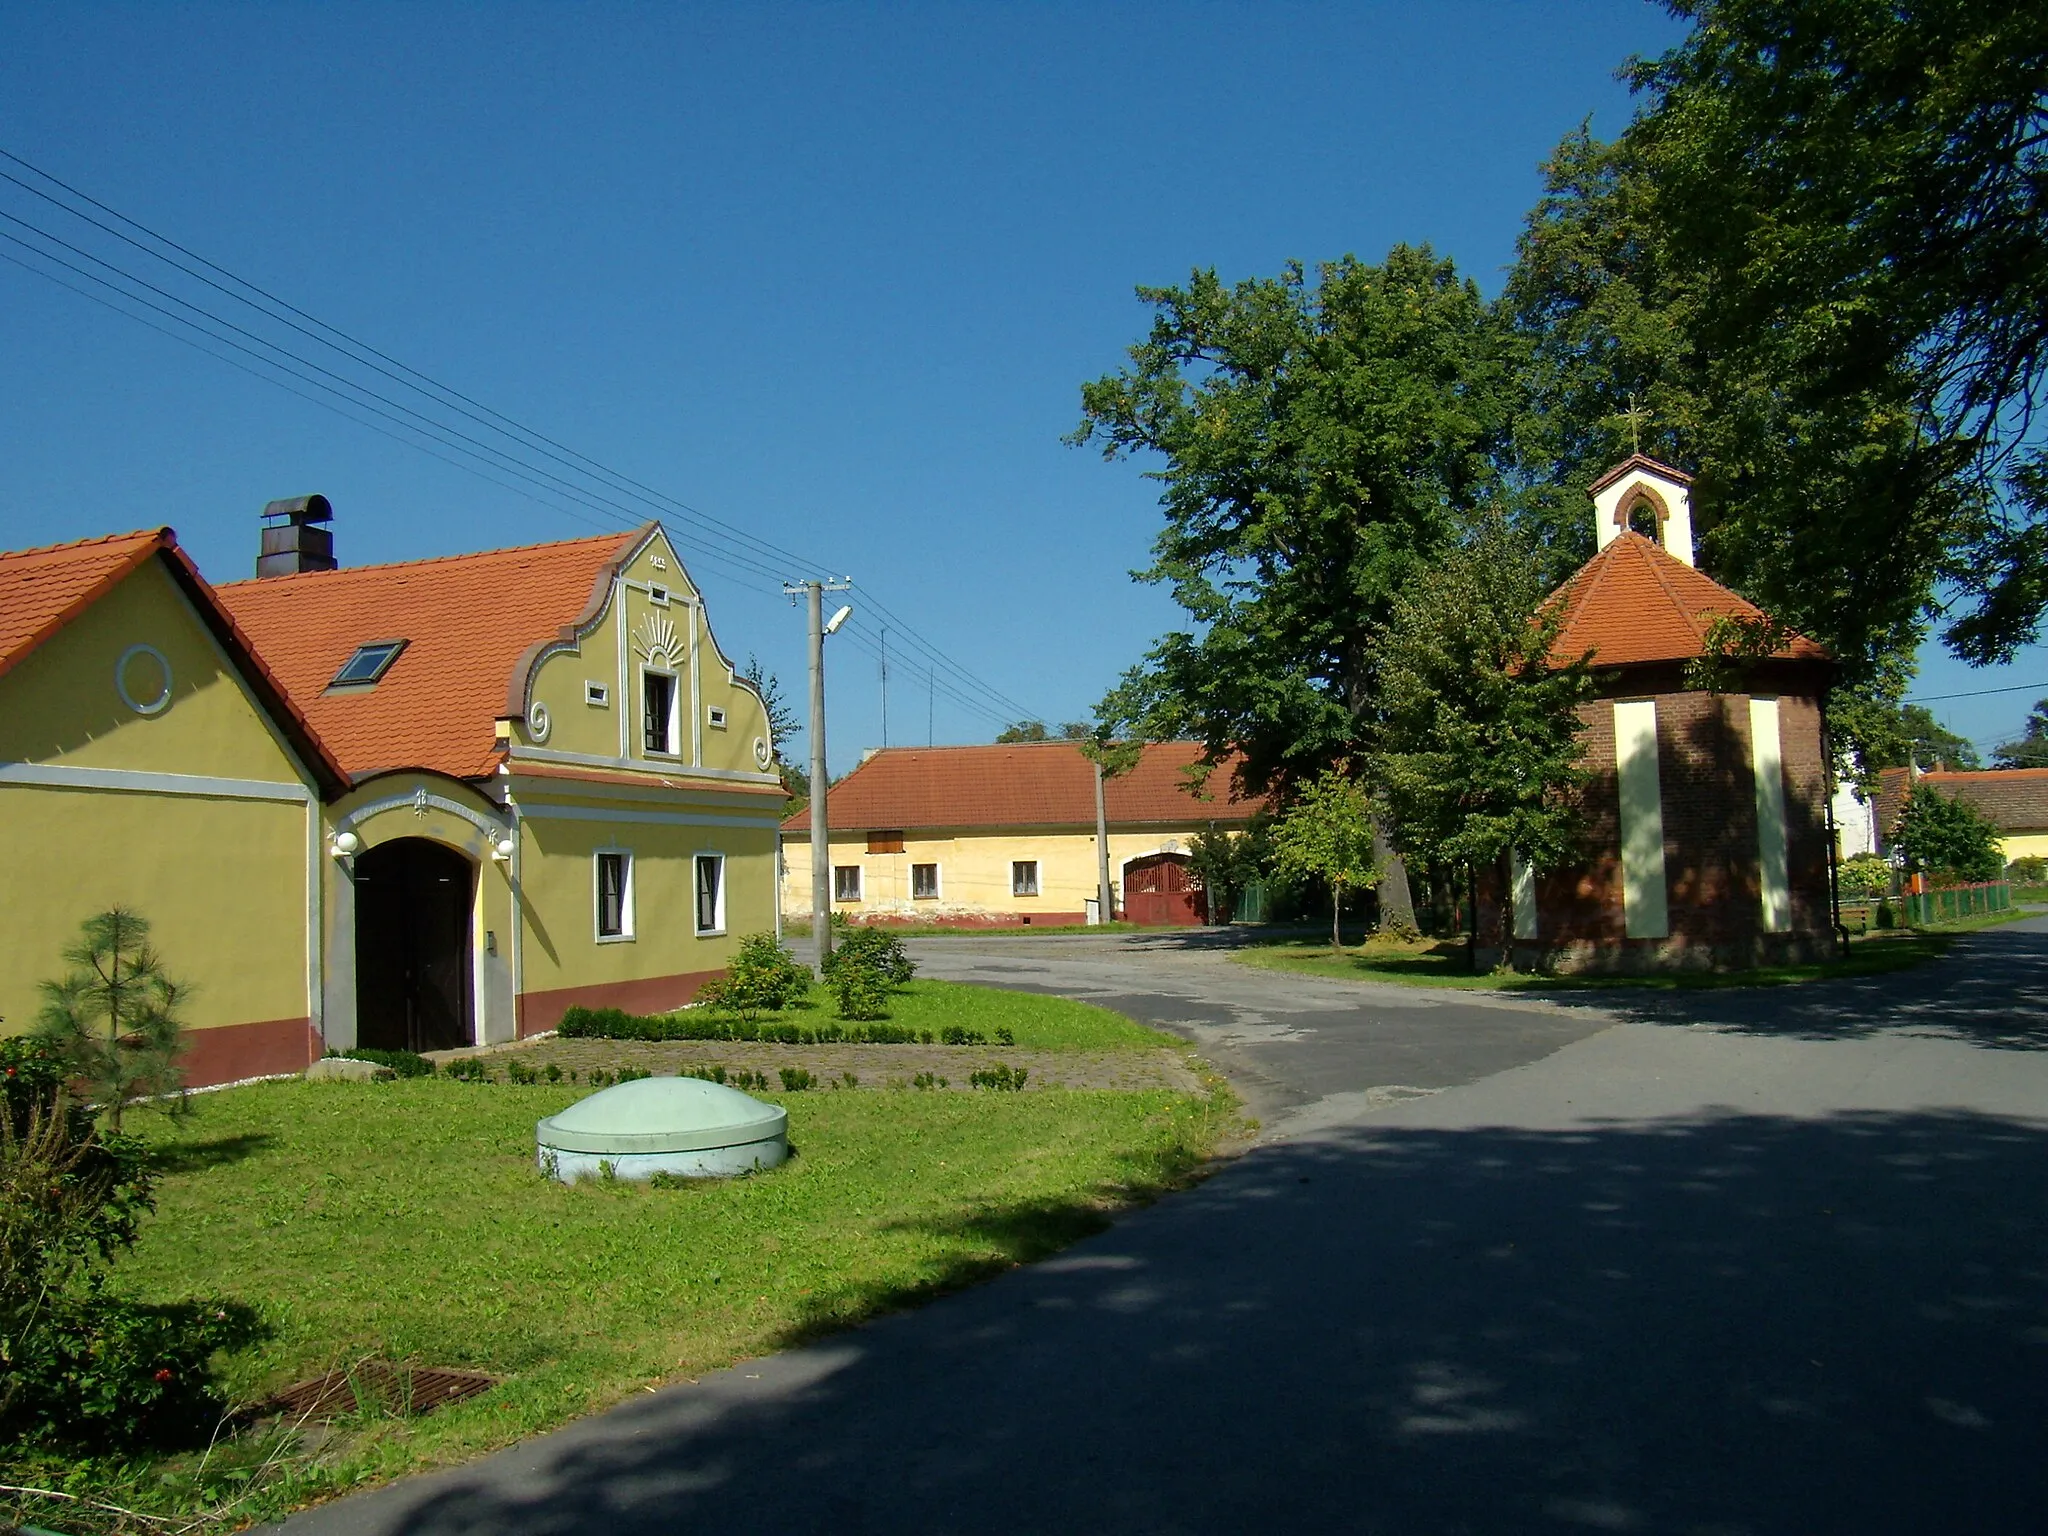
[354,837,476,1052]
[1123,852,1202,926]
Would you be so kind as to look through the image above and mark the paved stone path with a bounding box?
[274,919,2048,1536]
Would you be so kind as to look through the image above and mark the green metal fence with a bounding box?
[1234,880,1272,924]
[1902,882,2012,925]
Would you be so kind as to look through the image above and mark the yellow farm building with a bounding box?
[781,740,1264,926]
[0,501,783,1088]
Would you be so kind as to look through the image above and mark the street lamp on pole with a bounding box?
[787,578,853,978]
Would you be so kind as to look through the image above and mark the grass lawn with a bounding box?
[1234,928,1980,991]
[783,977,1170,1049]
[2,999,1236,1533]
[783,919,1177,939]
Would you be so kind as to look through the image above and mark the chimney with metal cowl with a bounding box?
[257,494,336,577]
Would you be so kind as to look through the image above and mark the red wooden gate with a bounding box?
[1123,852,1203,926]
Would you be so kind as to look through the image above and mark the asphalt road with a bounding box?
[274,919,2048,1536]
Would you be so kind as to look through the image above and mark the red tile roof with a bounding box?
[218,528,641,782]
[784,741,1266,832]
[0,528,347,794]
[1546,531,1830,669]
[0,529,167,681]
[1875,765,2048,842]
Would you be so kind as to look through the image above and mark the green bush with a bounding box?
[556,1005,921,1045]
[338,1047,434,1078]
[442,1058,491,1083]
[825,927,917,985]
[697,933,812,1020]
[1,1037,248,1448]
[778,1067,816,1092]
[969,1064,1029,1092]
[2007,855,2046,884]
[832,960,890,1022]
[1836,852,1892,901]
[1892,781,2004,883]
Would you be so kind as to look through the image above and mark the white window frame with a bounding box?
[834,864,864,903]
[911,861,942,901]
[640,665,681,757]
[594,848,635,942]
[707,705,728,729]
[585,680,610,707]
[693,850,727,936]
[1012,860,1040,898]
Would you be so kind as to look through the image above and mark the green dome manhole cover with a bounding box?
[257,1361,496,1422]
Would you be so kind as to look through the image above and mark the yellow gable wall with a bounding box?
[781,826,1226,919]
[514,528,776,779]
[0,557,315,1038]
[0,556,306,783]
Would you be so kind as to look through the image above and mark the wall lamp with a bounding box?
[492,836,516,862]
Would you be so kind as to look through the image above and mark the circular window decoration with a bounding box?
[115,644,173,715]
[528,702,553,743]
[753,735,773,770]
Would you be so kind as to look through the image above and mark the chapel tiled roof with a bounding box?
[218,528,642,782]
[1875,765,2048,844]
[783,741,1267,832]
[0,527,347,793]
[1546,530,1830,669]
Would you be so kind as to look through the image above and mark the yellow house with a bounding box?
[1874,765,2048,867]
[781,741,1264,926]
[2,502,783,1087]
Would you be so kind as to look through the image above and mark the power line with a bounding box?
[1902,679,2048,704]
[0,144,1048,728]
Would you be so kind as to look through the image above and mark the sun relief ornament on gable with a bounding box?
[632,612,682,670]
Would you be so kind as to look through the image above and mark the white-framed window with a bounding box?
[834,864,863,902]
[912,862,940,900]
[1012,860,1039,897]
[642,668,680,756]
[649,583,671,606]
[694,852,726,935]
[595,850,634,941]
[707,705,727,729]
[585,680,610,707]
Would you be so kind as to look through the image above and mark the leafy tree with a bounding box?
[1992,698,2048,769]
[1507,0,2048,773]
[743,656,808,805]
[995,720,1093,743]
[32,910,189,1132]
[1269,771,1381,951]
[1184,821,1272,921]
[1370,516,1598,969]
[1890,781,2004,884]
[1075,246,1521,931]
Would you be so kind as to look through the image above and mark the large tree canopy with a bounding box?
[1511,0,2048,705]
[1073,245,1518,795]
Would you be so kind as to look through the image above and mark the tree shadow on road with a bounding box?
[341,1104,2048,1536]
[1537,926,2048,1052]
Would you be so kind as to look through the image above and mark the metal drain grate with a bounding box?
[261,1361,497,1422]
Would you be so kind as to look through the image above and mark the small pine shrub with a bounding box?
[443,1058,491,1083]
[505,1059,539,1085]
[616,1067,652,1084]
[833,961,890,1022]
[969,1064,1029,1092]
[994,1026,1016,1046]
[837,1071,860,1090]
[543,1063,563,1083]
[778,1067,816,1092]
[940,1025,987,1046]
[586,1069,614,1088]
[911,1071,946,1090]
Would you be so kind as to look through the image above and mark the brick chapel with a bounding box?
[1480,455,1839,971]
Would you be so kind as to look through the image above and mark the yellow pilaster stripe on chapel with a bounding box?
[1750,696,1791,933]
[1615,699,1670,939]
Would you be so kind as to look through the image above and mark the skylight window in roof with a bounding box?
[330,640,407,687]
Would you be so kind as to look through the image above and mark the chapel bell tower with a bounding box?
[1589,455,1695,567]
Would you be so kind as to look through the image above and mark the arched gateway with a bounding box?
[353,837,475,1052]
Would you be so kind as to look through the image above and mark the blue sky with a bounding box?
[2,1,2040,771]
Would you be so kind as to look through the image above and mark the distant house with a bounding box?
[1477,456,1838,971]
[1874,765,2048,868]
[0,499,783,1088]
[781,741,1264,926]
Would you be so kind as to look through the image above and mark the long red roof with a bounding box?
[785,741,1266,832]
[1547,530,1830,668]
[218,529,641,782]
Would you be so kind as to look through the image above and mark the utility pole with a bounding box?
[786,577,852,977]
[1094,757,1113,925]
